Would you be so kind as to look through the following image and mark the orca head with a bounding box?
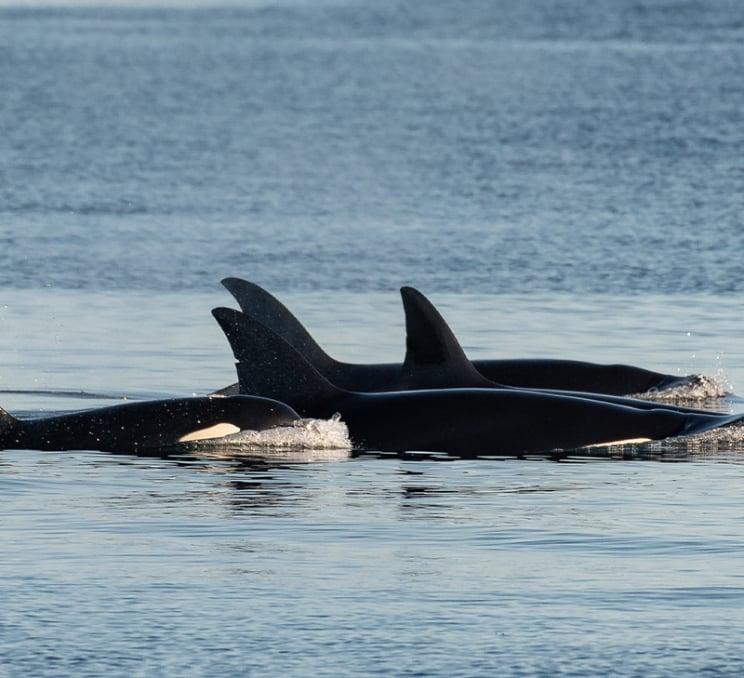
[219,394,301,430]
[177,396,299,444]
[651,374,699,392]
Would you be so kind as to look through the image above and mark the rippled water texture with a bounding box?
[2,0,744,293]
[3,1,744,675]
[3,290,744,675]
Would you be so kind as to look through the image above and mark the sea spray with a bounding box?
[574,422,744,459]
[635,374,729,402]
[179,413,352,460]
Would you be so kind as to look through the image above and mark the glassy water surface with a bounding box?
[3,1,744,675]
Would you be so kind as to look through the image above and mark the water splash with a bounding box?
[635,374,729,402]
[179,413,352,460]
[573,422,744,460]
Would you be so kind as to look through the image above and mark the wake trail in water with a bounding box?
[0,388,127,400]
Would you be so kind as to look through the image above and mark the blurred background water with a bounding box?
[2,1,744,675]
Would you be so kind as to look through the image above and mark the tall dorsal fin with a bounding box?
[400,287,495,387]
[221,278,336,371]
[212,307,343,417]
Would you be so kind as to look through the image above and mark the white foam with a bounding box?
[680,423,744,445]
[634,374,729,402]
[577,421,744,458]
[180,413,352,460]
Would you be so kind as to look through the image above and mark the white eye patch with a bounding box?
[178,423,241,442]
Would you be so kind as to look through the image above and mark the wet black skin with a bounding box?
[285,387,733,457]
[473,359,690,395]
[218,281,723,419]
[212,308,738,457]
[220,277,698,397]
[0,396,299,453]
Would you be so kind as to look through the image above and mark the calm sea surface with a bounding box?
[2,1,744,675]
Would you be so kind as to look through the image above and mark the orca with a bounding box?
[226,282,722,417]
[0,395,299,454]
[395,286,729,417]
[219,277,698,396]
[212,308,738,457]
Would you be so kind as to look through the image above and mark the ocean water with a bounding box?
[3,1,744,675]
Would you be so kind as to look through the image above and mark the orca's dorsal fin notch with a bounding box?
[221,278,336,370]
[211,307,343,415]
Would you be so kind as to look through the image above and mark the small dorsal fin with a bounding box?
[1,406,18,437]
[400,287,495,387]
[211,307,343,416]
[221,278,336,371]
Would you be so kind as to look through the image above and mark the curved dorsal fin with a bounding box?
[212,307,344,417]
[221,278,336,371]
[400,287,495,387]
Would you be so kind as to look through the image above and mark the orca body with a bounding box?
[220,278,697,396]
[212,308,737,457]
[0,395,299,454]
[219,280,721,418]
[394,286,728,417]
